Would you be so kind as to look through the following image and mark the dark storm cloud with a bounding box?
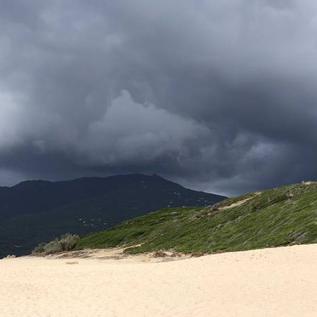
[1,0,317,195]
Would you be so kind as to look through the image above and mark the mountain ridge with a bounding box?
[0,174,225,258]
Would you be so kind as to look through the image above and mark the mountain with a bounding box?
[77,182,317,254]
[0,174,225,258]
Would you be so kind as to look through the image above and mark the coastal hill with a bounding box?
[0,174,225,258]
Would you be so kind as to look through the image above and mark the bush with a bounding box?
[59,233,80,251]
[32,233,80,255]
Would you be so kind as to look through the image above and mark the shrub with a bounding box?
[32,242,46,254]
[59,233,80,251]
[32,233,80,255]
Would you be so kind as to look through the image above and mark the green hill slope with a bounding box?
[77,182,317,254]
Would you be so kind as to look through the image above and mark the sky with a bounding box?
[1,0,317,196]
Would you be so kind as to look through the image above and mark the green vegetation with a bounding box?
[32,233,80,255]
[77,182,317,254]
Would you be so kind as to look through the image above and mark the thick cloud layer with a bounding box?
[1,0,317,195]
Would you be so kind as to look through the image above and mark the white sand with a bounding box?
[1,244,317,317]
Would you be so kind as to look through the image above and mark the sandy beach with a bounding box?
[1,244,317,317]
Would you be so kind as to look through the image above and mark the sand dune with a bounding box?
[1,244,317,316]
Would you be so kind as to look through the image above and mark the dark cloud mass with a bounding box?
[1,0,317,195]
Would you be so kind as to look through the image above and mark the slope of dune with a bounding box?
[1,244,317,317]
[78,182,317,254]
